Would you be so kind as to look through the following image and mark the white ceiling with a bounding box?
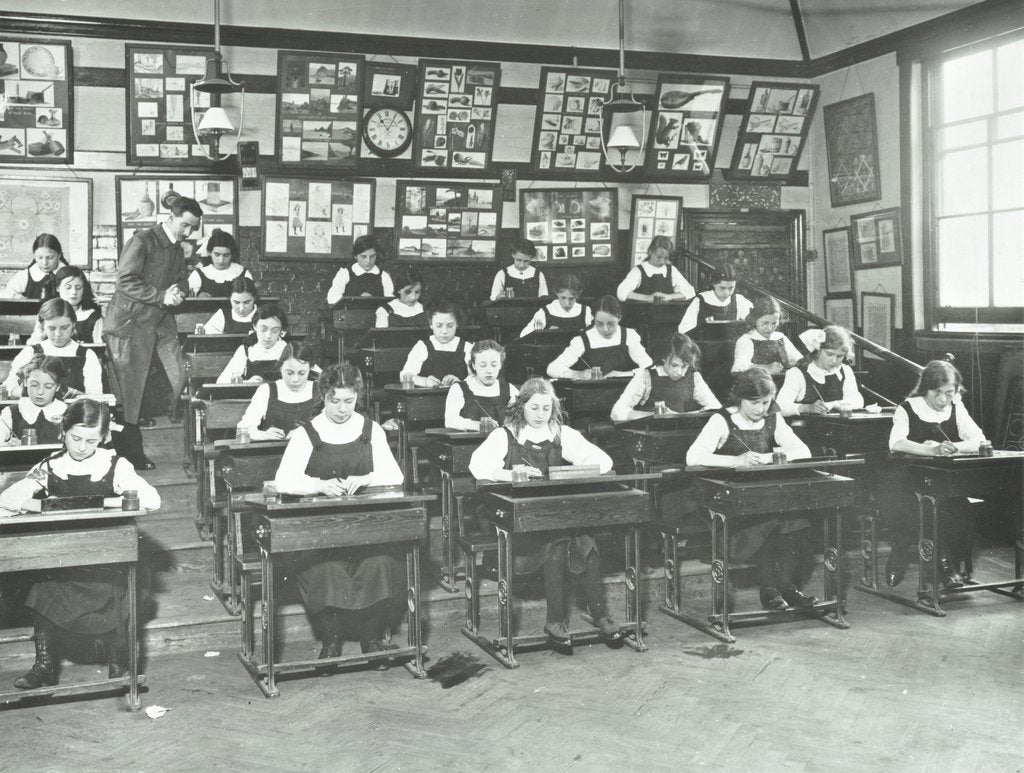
[1,0,988,60]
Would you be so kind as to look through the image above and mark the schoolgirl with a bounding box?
[28,266,104,344]
[273,363,405,657]
[203,277,260,334]
[216,304,289,384]
[468,378,619,642]
[615,235,694,303]
[237,340,322,441]
[546,295,652,379]
[686,367,817,610]
[0,355,68,445]
[677,264,753,335]
[731,296,802,374]
[399,300,473,387]
[0,399,160,688]
[1,233,69,300]
[776,326,864,416]
[187,229,253,297]
[610,333,721,422]
[518,274,593,337]
[444,340,519,431]
[375,268,427,328]
[489,237,549,299]
[326,235,394,304]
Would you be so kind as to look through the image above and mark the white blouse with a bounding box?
[489,264,549,300]
[546,327,652,379]
[400,336,474,381]
[518,300,593,339]
[776,363,864,416]
[732,330,802,372]
[374,298,426,328]
[27,307,104,345]
[238,380,317,439]
[889,396,985,452]
[2,341,103,397]
[469,423,612,481]
[609,365,721,423]
[0,264,53,299]
[686,408,810,467]
[217,339,288,383]
[187,263,252,295]
[203,307,256,335]
[444,377,520,431]
[273,412,403,495]
[677,291,754,334]
[615,262,695,302]
[326,265,394,305]
[0,397,67,444]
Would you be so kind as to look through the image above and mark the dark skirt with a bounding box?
[295,548,404,613]
[512,534,598,576]
[26,567,127,635]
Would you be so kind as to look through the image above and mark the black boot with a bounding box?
[777,531,818,608]
[14,618,58,689]
[358,601,398,667]
[885,542,912,587]
[754,532,785,610]
[316,609,343,659]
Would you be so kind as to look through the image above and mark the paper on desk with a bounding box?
[145,705,170,719]
[864,404,882,414]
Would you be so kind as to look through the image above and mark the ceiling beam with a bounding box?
[789,0,813,63]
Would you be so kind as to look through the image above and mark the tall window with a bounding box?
[927,32,1023,326]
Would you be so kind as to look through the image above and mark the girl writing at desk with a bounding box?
[686,367,816,611]
[237,340,322,441]
[776,326,864,416]
[0,355,68,445]
[610,333,721,422]
[884,360,987,589]
[202,277,259,335]
[273,362,405,659]
[399,301,473,387]
[3,299,104,398]
[1,233,69,300]
[0,399,160,689]
[445,340,519,431]
[468,378,619,643]
[677,264,752,335]
[187,229,253,298]
[518,274,592,338]
[489,237,549,300]
[27,266,103,344]
[217,305,289,384]
[732,296,801,375]
[375,268,427,328]
[546,295,652,379]
[615,236,694,303]
[326,235,394,305]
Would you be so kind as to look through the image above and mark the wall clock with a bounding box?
[362,106,413,158]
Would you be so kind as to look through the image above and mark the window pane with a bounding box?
[996,38,1024,111]
[938,215,989,306]
[940,147,988,215]
[997,110,1024,140]
[942,49,993,122]
[992,139,1024,209]
[993,210,1024,306]
[940,120,986,150]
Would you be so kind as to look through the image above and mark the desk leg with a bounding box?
[259,548,279,698]
[823,509,849,629]
[623,527,647,652]
[439,471,458,593]
[397,419,410,484]
[1016,505,1024,597]
[662,529,680,613]
[240,556,255,660]
[126,563,141,712]
[917,494,946,616]
[714,512,734,643]
[497,527,518,668]
[858,510,877,590]
[464,543,481,636]
[404,543,427,678]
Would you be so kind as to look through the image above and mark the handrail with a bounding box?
[676,247,924,376]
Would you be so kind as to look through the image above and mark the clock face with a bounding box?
[363,107,413,157]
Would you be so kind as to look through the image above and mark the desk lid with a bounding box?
[384,384,450,395]
[896,449,1024,467]
[244,486,435,510]
[424,427,486,439]
[687,457,864,475]
[0,507,145,527]
[478,472,661,491]
[214,438,289,452]
[617,411,714,431]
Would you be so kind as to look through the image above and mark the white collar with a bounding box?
[429,336,461,351]
[547,300,581,316]
[202,263,242,279]
[724,406,766,430]
[247,339,287,359]
[389,299,423,315]
[806,361,840,382]
[907,395,957,419]
[75,307,96,321]
[516,424,556,444]
[161,220,179,244]
[350,264,380,276]
[16,397,66,423]
[47,447,117,480]
[28,264,52,281]
[700,290,731,306]
[747,329,777,341]
[231,308,257,322]
[641,262,669,276]
[507,265,535,277]
[39,340,82,354]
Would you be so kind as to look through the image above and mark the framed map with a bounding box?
[394,181,501,263]
[644,74,729,179]
[728,81,819,180]
[0,38,74,164]
[823,93,881,207]
[0,177,91,268]
[530,66,615,173]
[261,177,375,261]
[519,188,617,266]
[276,50,365,168]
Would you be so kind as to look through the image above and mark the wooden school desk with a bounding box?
[662,458,861,643]
[0,506,146,711]
[689,320,745,397]
[506,328,576,381]
[383,383,448,487]
[482,297,545,343]
[857,451,1024,616]
[797,408,895,458]
[322,295,392,361]
[554,377,629,426]
[620,411,715,476]
[237,486,433,698]
[463,473,655,668]
[190,389,254,537]
[427,426,486,592]
[175,296,280,336]
[0,299,43,344]
[621,300,686,351]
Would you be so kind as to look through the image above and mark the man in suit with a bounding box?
[104,196,202,468]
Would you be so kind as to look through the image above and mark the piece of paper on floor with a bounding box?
[204,651,219,657]
[145,705,170,719]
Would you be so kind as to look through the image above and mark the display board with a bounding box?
[727,80,819,180]
[261,177,375,261]
[276,50,365,168]
[823,93,881,207]
[0,38,74,164]
[414,59,501,171]
[628,195,683,266]
[851,207,903,269]
[0,177,91,268]
[394,181,501,263]
[643,74,729,179]
[530,66,615,173]
[125,45,214,167]
[519,188,617,266]
[115,176,238,257]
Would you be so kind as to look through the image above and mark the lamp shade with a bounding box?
[198,106,234,134]
[606,124,640,151]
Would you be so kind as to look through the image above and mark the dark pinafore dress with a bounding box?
[637,367,699,413]
[502,428,597,575]
[343,268,385,297]
[10,403,63,444]
[572,328,635,375]
[259,382,322,432]
[242,345,283,382]
[503,268,541,298]
[634,264,676,295]
[694,293,738,325]
[32,342,87,394]
[22,269,57,301]
[380,302,427,328]
[750,335,789,370]
[457,379,511,423]
[690,294,740,397]
[714,409,808,560]
[222,310,255,334]
[193,266,237,298]
[294,417,402,613]
[542,305,587,331]
[75,309,100,343]
[25,453,128,634]
[421,337,468,381]
[796,366,846,405]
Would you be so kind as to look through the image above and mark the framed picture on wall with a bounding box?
[851,207,902,269]
[824,294,856,331]
[629,195,682,266]
[643,74,730,179]
[861,291,894,358]
[0,177,91,268]
[530,66,615,173]
[394,181,502,263]
[362,61,416,109]
[0,37,75,164]
[823,93,881,207]
[519,188,617,266]
[822,226,853,294]
[727,80,819,180]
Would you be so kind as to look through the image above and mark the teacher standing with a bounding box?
[103,196,202,469]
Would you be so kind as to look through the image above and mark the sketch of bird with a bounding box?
[655,115,680,146]
[659,88,721,110]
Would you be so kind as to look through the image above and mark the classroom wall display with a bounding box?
[860,291,894,358]
[394,181,502,263]
[414,59,501,171]
[822,226,853,294]
[362,61,416,110]
[629,195,682,266]
[530,66,615,173]
[824,295,856,331]
[519,188,617,266]
[125,45,215,167]
[644,74,730,179]
[261,177,375,261]
[0,38,74,164]
[0,177,91,269]
[823,93,881,207]
[728,81,819,180]
[115,176,238,257]
[850,207,902,269]
[276,50,365,168]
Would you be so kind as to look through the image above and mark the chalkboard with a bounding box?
[261,176,375,262]
[519,188,617,266]
[394,181,502,263]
